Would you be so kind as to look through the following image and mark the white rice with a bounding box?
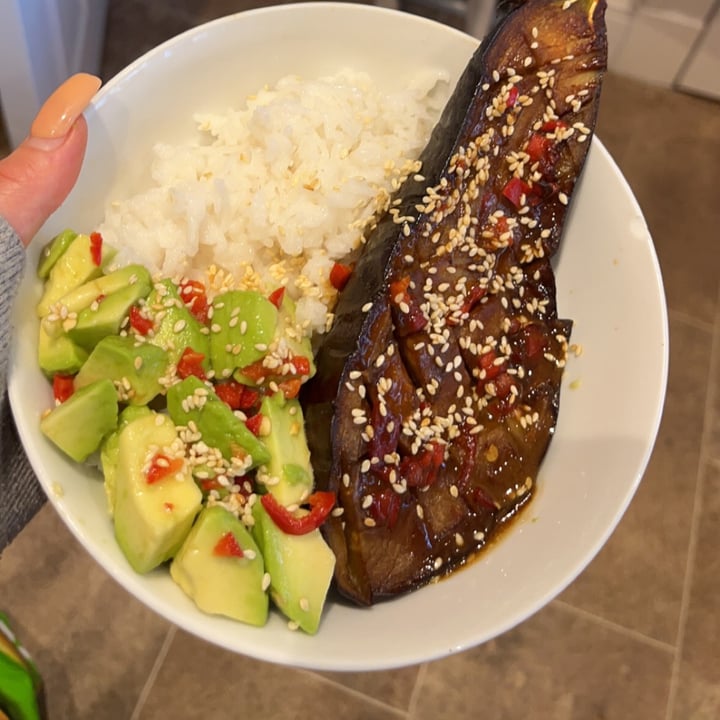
[99,68,449,334]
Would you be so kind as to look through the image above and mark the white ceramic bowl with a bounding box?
[9,2,668,671]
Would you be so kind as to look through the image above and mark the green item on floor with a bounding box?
[0,613,46,720]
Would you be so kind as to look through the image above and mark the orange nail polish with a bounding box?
[30,73,101,140]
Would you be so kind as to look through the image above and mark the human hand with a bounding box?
[0,73,101,247]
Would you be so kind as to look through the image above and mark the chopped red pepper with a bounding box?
[215,379,259,410]
[240,354,310,390]
[460,285,487,315]
[260,491,335,535]
[506,85,519,109]
[199,478,223,493]
[288,355,311,377]
[128,305,154,336]
[478,349,506,381]
[177,347,207,380]
[329,262,353,291]
[213,531,244,558]
[239,359,267,384]
[493,372,516,399]
[89,232,103,266]
[389,276,410,300]
[369,489,401,530]
[146,453,185,484]
[245,413,264,436]
[526,133,552,164]
[540,119,569,134]
[399,442,445,488]
[502,177,535,209]
[389,276,427,336]
[268,286,286,308]
[179,280,210,324]
[278,378,302,400]
[52,374,75,403]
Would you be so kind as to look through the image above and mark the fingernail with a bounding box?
[29,73,101,143]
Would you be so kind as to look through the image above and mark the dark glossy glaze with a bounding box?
[303,0,607,605]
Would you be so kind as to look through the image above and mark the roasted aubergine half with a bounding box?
[303,0,608,605]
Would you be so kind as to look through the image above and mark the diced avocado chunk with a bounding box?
[37,233,116,316]
[252,501,335,634]
[101,406,153,516]
[277,293,316,379]
[258,392,313,506]
[37,323,88,376]
[37,229,77,279]
[49,264,151,320]
[40,378,118,462]
[113,412,202,574]
[170,505,268,626]
[67,269,153,351]
[209,290,277,379]
[146,279,210,369]
[166,376,270,468]
[74,335,168,405]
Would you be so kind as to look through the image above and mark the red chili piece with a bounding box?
[329,263,353,291]
[179,280,210,324]
[215,379,259,411]
[389,276,427,336]
[52,374,75,403]
[213,532,245,558]
[89,232,103,266]
[369,489,401,530]
[268,287,285,309]
[146,453,184,484]
[176,347,207,381]
[245,413,264,436]
[478,349,506,381]
[129,305,154,336]
[399,442,445,488]
[260,491,335,535]
[502,177,538,209]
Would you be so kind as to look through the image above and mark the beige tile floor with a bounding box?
[2,1,720,718]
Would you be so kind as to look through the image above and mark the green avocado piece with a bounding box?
[277,293,316,378]
[146,279,210,369]
[209,290,277,380]
[37,322,88,376]
[252,501,335,634]
[74,335,168,405]
[166,376,270,468]
[49,264,151,319]
[37,233,116,317]
[40,378,119,462]
[37,228,77,279]
[257,392,313,506]
[113,412,202,574]
[67,270,153,351]
[101,405,153,517]
[170,505,268,626]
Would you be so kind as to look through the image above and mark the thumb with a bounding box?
[0,73,101,247]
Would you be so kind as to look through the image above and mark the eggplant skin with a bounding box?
[303,0,608,606]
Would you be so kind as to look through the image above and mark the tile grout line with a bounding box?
[664,283,720,720]
[299,669,409,719]
[406,661,429,718]
[128,624,177,720]
[667,307,714,335]
[552,599,676,654]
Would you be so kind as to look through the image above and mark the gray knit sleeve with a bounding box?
[1,217,46,552]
